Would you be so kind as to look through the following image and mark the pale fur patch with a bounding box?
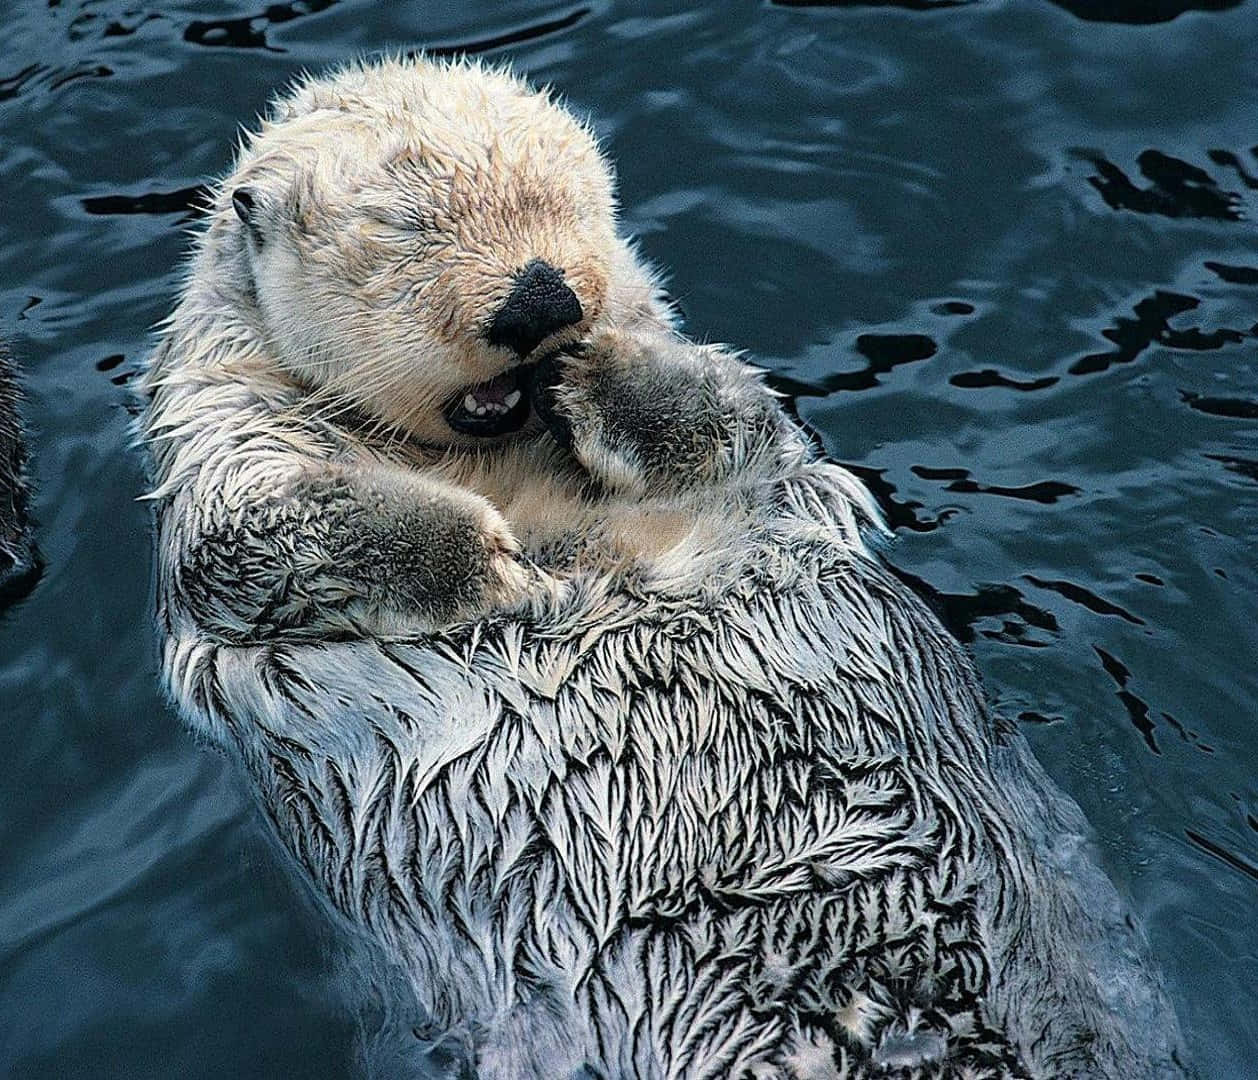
[161,53,672,449]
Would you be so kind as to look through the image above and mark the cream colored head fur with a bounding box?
[200,56,665,444]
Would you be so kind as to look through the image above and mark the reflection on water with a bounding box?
[1,1,1256,1077]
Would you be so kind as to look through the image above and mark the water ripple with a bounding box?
[3,1,1257,1076]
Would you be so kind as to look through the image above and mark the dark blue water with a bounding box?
[2,2,1255,1076]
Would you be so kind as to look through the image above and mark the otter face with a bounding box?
[220,58,660,445]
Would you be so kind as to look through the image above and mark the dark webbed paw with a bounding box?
[184,463,531,641]
[533,328,791,495]
[529,346,578,452]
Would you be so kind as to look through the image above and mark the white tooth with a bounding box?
[504,389,522,409]
[463,394,479,413]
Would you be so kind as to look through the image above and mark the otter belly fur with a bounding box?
[140,57,1188,1078]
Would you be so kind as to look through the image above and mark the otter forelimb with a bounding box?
[538,329,796,497]
[179,460,527,642]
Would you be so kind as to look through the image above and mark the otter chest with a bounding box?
[397,442,747,575]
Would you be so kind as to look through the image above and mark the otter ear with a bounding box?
[231,187,265,246]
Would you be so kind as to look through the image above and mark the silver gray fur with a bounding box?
[141,57,1189,1080]
[145,338,1187,1078]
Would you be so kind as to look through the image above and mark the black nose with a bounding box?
[487,259,583,358]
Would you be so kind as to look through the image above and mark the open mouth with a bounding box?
[443,365,534,437]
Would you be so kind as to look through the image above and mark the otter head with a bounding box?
[219,57,660,445]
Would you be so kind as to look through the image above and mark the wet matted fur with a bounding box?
[0,342,36,600]
[140,56,1188,1078]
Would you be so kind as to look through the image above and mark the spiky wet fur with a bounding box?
[140,56,1187,1078]
[0,342,35,598]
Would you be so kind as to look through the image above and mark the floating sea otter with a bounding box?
[140,57,1188,1078]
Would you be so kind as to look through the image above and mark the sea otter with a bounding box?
[0,342,35,602]
[140,57,1188,1078]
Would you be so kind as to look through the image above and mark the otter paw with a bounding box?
[529,346,579,453]
[530,332,675,495]
[477,507,534,611]
[531,328,785,495]
[288,465,535,627]
[403,493,535,620]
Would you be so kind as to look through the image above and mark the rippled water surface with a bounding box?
[2,2,1256,1076]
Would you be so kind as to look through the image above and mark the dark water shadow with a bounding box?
[1206,453,1258,481]
[1180,391,1258,419]
[893,569,1060,646]
[425,8,592,58]
[66,9,164,41]
[1069,291,1247,377]
[1095,646,1161,752]
[769,0,1245,21]
[1024,575,1144,625]
[1046,0,1245,24]
[81,185,212,219]
[1186,829,1258,883]
[839,461,954,532]
[0,61,112,102]
[1204,260,1258,285]
[950,369,1059,391]
[185,0,339,52]
[911,466,1079,505]
[765,334,937,396]
[769,0,973,8]
[1207,148,1258,190]
[1076,149,1243,221]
